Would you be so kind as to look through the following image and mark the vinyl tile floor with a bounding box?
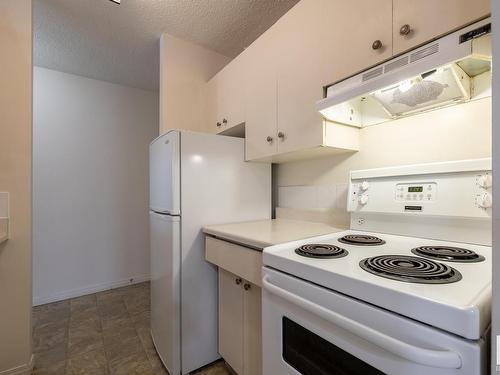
[32,282,232,375]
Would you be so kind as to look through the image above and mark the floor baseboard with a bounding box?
[33,274,150,306]
[0,355,34,375]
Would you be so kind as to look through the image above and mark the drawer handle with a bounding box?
[222,118,228,125]
[216,122,222,127]
[262,275,462,369]
[235,278,242,285]
[243,283,251,291]
[266,136,273,143]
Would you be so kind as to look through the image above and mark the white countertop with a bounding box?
[203,219,344,249]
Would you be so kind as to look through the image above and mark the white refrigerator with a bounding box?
[149,130,271,374]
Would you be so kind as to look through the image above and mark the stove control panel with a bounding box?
[395,183,436,202]
[475,173,492,209]
[347,159,492,219]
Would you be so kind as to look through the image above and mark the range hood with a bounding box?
[317,18,492,127]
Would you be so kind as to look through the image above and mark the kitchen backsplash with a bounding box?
[278,184,348,211]
[276,184,350,228]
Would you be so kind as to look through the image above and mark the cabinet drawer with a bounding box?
[205,236,263,287]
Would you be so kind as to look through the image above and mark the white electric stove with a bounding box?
[262,159,492,375]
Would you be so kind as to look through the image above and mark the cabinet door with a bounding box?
[218,54,246,131]
[219,269,244,374]
[393,0,490,55]
[275,0,325,154]
[204,75,220,134]
[244,30,279,161]
[277,0,393,154]
[243,282,262,375]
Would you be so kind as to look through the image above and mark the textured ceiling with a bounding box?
[34,0,299,91]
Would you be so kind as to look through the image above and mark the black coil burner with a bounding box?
[295,244,348,259]
[359,255,462,284]
[411,246,485,263]
[338,234,386,246]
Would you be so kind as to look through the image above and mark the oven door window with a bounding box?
[282,317,384,375]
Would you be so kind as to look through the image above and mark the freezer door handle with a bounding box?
[262,275,462,369]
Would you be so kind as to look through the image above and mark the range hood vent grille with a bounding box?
[362,67,383,82]
[384,57,409,73]
[410,43,439,63]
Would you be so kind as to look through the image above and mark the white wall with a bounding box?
[276,97,492,226]
[159,33,230,134]
[0,1,33,373]
[33,67,158,305]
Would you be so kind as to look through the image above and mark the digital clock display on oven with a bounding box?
[408,186,423,193]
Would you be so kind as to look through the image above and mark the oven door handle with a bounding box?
[262,276,462,369]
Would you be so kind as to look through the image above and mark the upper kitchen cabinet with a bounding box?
[275,0,393,156]
[204,75,219,134]
[393,0,490,55]
[204,53,247,134]
[244,28,280,161]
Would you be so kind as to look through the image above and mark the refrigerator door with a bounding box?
[179,132,271,373]
[150,131,180,215]
[150,211,181,375]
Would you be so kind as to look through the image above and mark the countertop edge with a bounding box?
[203,229,269,250]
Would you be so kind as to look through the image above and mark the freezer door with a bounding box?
[150,131,180,215]
[150,211,181,375]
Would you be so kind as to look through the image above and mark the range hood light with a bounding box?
[398,80,413,93]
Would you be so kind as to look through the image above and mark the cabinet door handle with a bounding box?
[222,118,228,125]
[266,136,273,143]
[277,131,285,140]
[235,278,242,285]
[372,40,383,50]
[399,24,411,36]
[243,283,251,291]
[216,122,222,127]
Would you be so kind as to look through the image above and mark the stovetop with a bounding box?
[262,230,491,340]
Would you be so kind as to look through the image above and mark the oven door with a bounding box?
[262,267,486,375]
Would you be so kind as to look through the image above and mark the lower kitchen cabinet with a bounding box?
[219,268,245,374]
[205,236,263,375]
[219,269,262,375]
[242,278,262,375]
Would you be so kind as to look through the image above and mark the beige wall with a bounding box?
[159,33,230,134]
[276,97,492,223]
[0,0,33,374]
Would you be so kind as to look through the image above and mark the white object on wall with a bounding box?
[0,192,9,243]
[33,67,158,305]
[0,192,9,218]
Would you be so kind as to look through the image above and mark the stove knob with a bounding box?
[477,192,492,208]
[359,194,369,205]
[360,181,370,191]
[478,174,492,189]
